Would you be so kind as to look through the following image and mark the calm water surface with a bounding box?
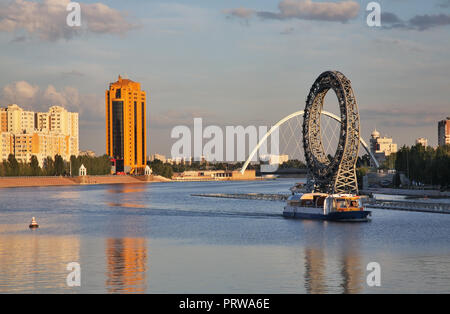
[1,179,449,293]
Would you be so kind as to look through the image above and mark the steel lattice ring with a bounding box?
[302,71,360,194]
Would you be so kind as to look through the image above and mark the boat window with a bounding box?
[337,199,347,208]
[316,196,326,206]
[350,200,359,208]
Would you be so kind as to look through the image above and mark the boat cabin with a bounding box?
[287,193,364,214]
[287,193,328,208]
[324,194,363,214]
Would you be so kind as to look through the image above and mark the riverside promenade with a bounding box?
[0,175,170,188]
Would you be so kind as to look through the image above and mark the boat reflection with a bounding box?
[303,224,364,294]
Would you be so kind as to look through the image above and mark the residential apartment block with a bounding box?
[0,104,79,166]
[438,117,450,147]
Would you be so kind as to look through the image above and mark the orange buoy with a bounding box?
[29,217,39,229]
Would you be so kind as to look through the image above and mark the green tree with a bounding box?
[356,167,369,190]
[392,172,401,187]
[54,154,65,176]
[44,156,55,176]
[357,154,371,168]
[7,154,19,176]
[280,159,306,169]
[30,155,40,176]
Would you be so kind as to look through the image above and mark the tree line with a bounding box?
[0,154,111,177]
[389,144,450,189]
[355,144,450,190]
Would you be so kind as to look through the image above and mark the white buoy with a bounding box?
[29,217,39,229]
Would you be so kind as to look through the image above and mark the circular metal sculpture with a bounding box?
[303,71,360,194]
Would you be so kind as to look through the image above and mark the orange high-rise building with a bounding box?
[106,76,147,173]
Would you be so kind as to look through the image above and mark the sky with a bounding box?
[0,0,449,157]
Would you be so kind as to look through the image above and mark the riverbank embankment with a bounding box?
[0,175,170,188]
[361,188,450,198]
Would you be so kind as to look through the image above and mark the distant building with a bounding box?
[183,156,192,166]
[79,150,96,157]
[106,75,147,174]
[173,169,256,181]
[172,157,183,165]
[0,132,13,161]
[438,117,450,147]
[415,137,428,147]
[149,153,166,163]
[260,154,289,173]
[1,104,34,133]
[369,129,397,167]
[0,104,79,166]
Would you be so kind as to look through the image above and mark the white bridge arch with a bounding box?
[240,110,379,174]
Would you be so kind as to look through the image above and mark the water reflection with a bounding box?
[0,235,80,293]
[107,203,147,209]
[303,224,364,294]
[1,179,450,293]
[50,190,81,200]
[339,244,363,294]
[107,185,147,194]
[304,248,326,293]
[105,238,148,293]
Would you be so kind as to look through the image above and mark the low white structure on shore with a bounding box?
[79,164,87,176]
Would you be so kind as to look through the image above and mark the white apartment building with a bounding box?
[416,137,428,147]
[0,104,79,166]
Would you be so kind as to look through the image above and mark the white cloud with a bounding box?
[224,0,360,23]
[222,8,255,19]
[0,0,135,41]
[2,81,39,104]
[277,0,359,22]
[1,81,103,120]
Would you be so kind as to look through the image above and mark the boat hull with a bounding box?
[283,206,371,222]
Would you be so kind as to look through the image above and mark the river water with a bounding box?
[1,179,449,293]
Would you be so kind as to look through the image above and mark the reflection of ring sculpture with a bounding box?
[303,71,360,194]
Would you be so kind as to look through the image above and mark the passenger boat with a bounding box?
[283,193,371,222]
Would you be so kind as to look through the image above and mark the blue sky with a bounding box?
[0,0,449,156]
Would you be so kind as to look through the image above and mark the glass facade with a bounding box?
[142,102,145,165]
[112,100,124,159]
[134,101,137,165]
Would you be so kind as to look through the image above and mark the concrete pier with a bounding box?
[192,193,289,201]
[193,193,450,214]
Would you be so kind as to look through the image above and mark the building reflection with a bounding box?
[339,235,363,294]
[107,185,146,194]
[304,248,326,294]
[0,235,80,293]
[105,238,148,293]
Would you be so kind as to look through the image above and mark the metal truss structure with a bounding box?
[303,71,360,194]
[239,110,377,175]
